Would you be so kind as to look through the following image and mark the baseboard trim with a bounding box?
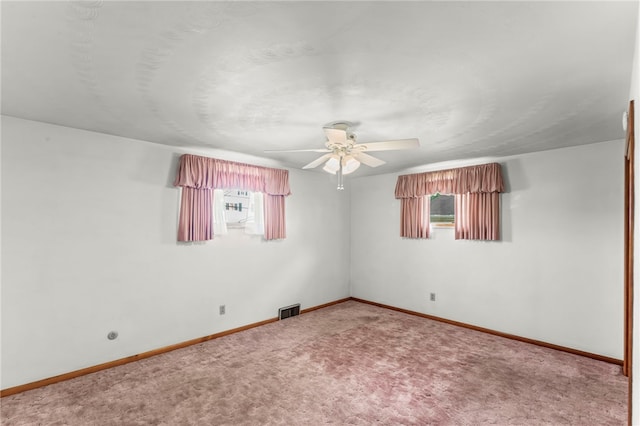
[351,297,623,366]
[0,297,351,398]
[301,297,351,314]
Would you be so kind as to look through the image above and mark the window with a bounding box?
[430,193,454,227]
[213,189,264,235]
[174,154,290,241]
[395,163,503,240]
[223,190,252,229]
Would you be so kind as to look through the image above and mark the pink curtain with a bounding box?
[177,187,213,242]
[400,197,429,239]
[395,163,504,241]
[264,195,286,240]
[455,192,500,240]
[395,162,504,197]
[174,154,290,241]
[173,155,291,195]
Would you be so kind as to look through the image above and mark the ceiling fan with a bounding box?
[266,121,420,190]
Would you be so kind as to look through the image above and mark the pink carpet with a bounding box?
[1,301,627,425]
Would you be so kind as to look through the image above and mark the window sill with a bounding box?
[431,223,454,229]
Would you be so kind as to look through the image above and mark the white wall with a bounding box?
[0,116,351,389]
[351,140,624,359]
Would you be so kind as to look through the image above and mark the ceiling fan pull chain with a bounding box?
[337,160,345,191]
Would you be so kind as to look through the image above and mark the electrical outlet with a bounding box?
[430,293,436,302]
[219,305,226,315]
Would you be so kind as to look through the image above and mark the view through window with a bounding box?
[223,190,252,229]
[430,193,454,226]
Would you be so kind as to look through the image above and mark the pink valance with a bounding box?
[395,162,504,198]
[173,154,291,196]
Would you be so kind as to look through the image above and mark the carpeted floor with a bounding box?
[1,301,628,425]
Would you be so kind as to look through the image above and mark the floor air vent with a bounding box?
[278,303,300,320]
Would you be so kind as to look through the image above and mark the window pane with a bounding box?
[224,190,252,229]
[430,194,454,223]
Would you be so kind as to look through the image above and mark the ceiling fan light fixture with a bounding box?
[322,155,360,175]
[342,156,360,175]
[322,156,340,174]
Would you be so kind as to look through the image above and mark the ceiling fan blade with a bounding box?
[354,152,386,167]
[323,127,348,144]
[302,153,333,169]
[264,148,331,153]
[358,138,420,152]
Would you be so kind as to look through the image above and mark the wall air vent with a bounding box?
[278,303,301,320]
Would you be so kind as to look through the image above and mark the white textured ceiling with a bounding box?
[1,1,638,176]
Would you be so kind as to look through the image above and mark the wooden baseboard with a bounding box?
[351,297,623,366]
[0,297,352,398]
[301,297,351,314]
